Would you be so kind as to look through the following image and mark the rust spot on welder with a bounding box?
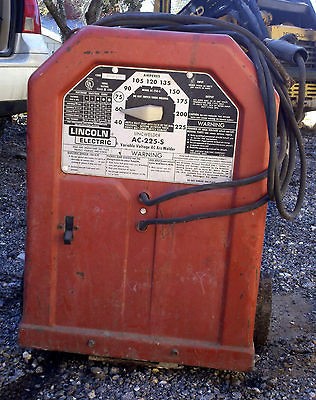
[160,224,174,239]
[76,271,85,279]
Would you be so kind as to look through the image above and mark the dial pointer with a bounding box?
[121,105,163,122]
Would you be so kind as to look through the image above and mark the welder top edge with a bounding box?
[35,25,256,82]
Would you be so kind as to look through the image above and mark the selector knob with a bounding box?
[121,105,164,122]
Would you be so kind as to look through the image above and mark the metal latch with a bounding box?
[64,216,74,245]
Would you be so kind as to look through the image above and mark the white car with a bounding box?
[0,0,50,131]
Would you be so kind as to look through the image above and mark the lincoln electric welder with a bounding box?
[19,13,306,372]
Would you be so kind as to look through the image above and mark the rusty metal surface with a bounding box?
[19,26,270,372]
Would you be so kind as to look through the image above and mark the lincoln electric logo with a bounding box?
[69,126,110,138]
[69,126,116,146]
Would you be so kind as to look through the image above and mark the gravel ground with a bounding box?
[0,119,315,400]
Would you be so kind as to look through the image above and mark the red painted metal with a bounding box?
[19,26,271,371]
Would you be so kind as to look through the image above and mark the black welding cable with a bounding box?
[261,61,298,197]
[245,0,269,39]
[97,13,305,215]
[257,50,278,201]
[294,54,306,123]
[273,84,306,219]
[232,0,265,39]
[174,22,306,218]
[277,117,290,184]
[275,89,297,195]
[275,112,294,197]
[245,37,269,112]
[94,13,306,224]
[94,13,293,86]
[137,196,269,230]
[265,37,307,123]
[139,170,268,206]
[267,72,305,213]
[281,127,297,197]
[253,51,306,218]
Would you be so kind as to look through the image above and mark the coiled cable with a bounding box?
[94,13,307,229]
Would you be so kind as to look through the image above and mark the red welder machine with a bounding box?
[19,13,306,372]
